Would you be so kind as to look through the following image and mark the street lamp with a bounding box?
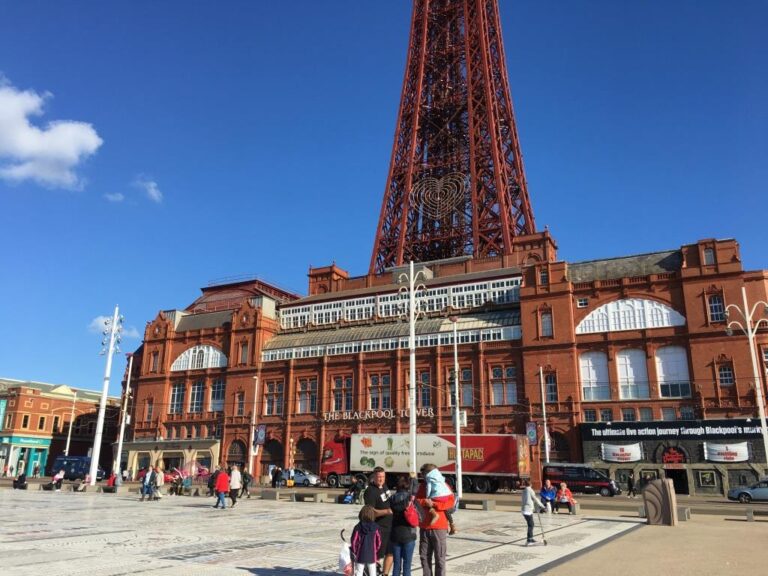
[89,305,123,485]
[64,390,77,456]
[247,375,260,475]
[538,367,551,463]
[398,261,428,477]
[725,286,768,469]
[113,353,134,482]
[449,316,464,500]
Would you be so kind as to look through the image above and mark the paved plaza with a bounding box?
[0,489,643,575]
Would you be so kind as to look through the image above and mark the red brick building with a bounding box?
[0,378,120,477]
[123,232,768,495]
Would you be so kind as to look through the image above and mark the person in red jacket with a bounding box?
[554,482,576,514]
[213,467,230,509]
[415,464,454,576]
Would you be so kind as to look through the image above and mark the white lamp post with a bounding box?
[64,390,77,456]
[247,375,260,475]
[398,261,427,477]
[450,316,463,500]
[726,286,768,468]
[89,305,123,485]
[114,353,134,481]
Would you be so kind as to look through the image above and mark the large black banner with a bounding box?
[580,419,765,441]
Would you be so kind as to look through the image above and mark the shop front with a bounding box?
[119,439,220,479]
[580,419,767,496]
[0,435,52,477]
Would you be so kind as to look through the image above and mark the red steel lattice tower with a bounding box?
[370,0,536,274]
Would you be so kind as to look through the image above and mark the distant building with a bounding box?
[0,378,120,477]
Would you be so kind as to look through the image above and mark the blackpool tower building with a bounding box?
[122,1,768,496]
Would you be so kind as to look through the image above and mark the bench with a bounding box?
[746,508,768,522]
[261,489,297,502]
[70,483,87,493]
[459,497,496,511]
[295,491,332,503]
[677,506,691,521]
[98,485,122,494]
[569,501,581,515]
[40,483,55,491]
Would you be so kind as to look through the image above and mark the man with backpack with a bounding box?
[364,467,394,576]
[240,469,252,499]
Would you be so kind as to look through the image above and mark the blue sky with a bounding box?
[1,1,766,396]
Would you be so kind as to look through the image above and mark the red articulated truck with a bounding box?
[320,433,530,493]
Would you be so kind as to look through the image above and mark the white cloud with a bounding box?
[135,176,163,203]
[0,76,103,189]
[104,192,124,203]
[88,316,141,339]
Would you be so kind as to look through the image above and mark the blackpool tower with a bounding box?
[370,0,536,274]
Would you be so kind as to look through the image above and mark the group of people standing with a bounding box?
[208,464,252,509]
[350,463,456,576]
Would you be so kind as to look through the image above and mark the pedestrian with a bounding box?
[241,468,252,499]
[554,482,576,514]
[389,475,418,576]
[33,463,40,478]
[13,471,28,489]
[153,466,165,500]
[415,463,454,576]
[52,469,65,491]
[520,478,544,546]
[213,466,230,509]
[140,465,155,501]
[364,466,394,576]
[271,466,282,489]
[627,471,637,498]
[229,464,242,508]
[539,479,556,513]
[351,505,382,576]
[208,466,221,496]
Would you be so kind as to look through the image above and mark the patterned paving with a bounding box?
[0,490,642,575]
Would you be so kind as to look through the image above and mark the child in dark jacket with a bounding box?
[351,505,381,576]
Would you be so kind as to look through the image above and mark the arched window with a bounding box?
[616,349,649,399]
[655,346,691,398]
[576,298,685,334]
[171,345,228,371]
[580,351,610,401]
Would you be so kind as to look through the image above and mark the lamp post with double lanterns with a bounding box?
[725,286,768,468]
[89,305,123,485]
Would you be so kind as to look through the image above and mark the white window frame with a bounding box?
[617,348,650,399]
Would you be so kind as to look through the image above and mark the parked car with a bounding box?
[49,456,105,482]
[542,463,621,497]
[727,480,768,503]
[280,468,321,487]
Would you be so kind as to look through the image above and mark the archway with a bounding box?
[541,432,570,462]
[227,439,247,467]
[294,438,318,473]
[260,439,284,475]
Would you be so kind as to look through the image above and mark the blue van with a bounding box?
[50,455,105,481]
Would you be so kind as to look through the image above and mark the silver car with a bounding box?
[281,468,321,487]
[727,480,768,503]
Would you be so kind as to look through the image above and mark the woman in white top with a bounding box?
[520,479,544,545]
[229,465,243,508]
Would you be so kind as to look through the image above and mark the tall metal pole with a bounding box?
[452,317,463,500]
[89,305,121,485]
[64,390,77,456]
[539,367,551,463]
[727,286,768,467]
[247,375,260,475]
[114,353,134,478]
[408,261,418,477]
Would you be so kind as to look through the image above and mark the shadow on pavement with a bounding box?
[240,568,337,575]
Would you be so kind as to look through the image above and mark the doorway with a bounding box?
[664,469,689,494]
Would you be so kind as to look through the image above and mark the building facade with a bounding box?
[0,378,120,477]
[124,234,768,494]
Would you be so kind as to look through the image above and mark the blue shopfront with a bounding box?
[0,435,52,477]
